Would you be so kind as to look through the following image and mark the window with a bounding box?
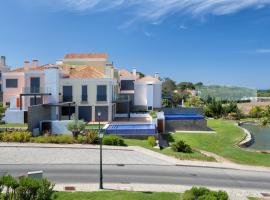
[63,86,73,102]
[62,106,75,116]
[97,85,107,101]
[6,79,18,88]
[81,85,88,102]
[30,77,40,93]
[120,80,134,90]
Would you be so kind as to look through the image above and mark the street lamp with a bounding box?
[97,112,103,190]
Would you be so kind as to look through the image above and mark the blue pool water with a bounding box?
[105,124,156,135]
[165,114,205,121]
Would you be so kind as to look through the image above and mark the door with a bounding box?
[79,106,92,122]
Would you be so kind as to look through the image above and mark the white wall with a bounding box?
[4,110,25,124]
[45,68,60,104]
[134,83,162,109]
[134,84,147,106]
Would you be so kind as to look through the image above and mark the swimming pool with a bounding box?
[105,124,156,136]
[165,114,205,121]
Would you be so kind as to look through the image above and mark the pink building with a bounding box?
[2,60,53,111]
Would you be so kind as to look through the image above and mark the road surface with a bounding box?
[0,164,270,191]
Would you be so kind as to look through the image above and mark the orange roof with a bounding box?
[64,53,108,59]
[136,76,160,83]
[68,66,105,78]
[10,64,53,72]
[119,69,133,76]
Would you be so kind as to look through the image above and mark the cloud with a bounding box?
[38,0,270,23]
[179,25,187,30]
[256,48,270,53]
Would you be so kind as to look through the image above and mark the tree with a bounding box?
[195,82,204,87]
[137,71,145,78]
[162,78,176,96]
[186,96,204,107]
[177,82,195,91]
[67,115,86,138]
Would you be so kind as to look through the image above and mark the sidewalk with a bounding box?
[1,142,270,172]
[54,183,265,200]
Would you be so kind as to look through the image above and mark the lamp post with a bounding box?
[98,112,103,189]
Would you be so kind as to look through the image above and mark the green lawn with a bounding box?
[54,191,180,200]
[85,124,105,130]
[172,119,270,166]
[0,123,28,128]
[125,137,215,162]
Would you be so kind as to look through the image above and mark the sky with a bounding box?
[0,0,270,89]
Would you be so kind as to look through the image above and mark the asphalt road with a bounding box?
[1,164,270,191]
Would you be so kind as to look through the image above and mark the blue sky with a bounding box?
[0,0,270,89]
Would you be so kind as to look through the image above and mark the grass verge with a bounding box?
[54,191,180,200]
[0,123,28,128]
[172,119,270,166]
[125,138,215,162]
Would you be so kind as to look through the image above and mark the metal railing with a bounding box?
[23,87,51,94]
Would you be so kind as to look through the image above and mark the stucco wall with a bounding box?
[28,105,51,132]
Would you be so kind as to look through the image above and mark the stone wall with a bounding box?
[165,119,208,131]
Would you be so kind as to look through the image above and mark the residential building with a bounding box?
[0,56,11,102]
[2,53,162,127]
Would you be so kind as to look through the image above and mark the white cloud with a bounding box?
[256,48,270,53]
[40,0,270,22]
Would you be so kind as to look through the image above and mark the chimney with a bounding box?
[0,56,6,67]
[154,72,159,79]
[132,67,137,76]
[24,61,30,71]
[32,59,39,68]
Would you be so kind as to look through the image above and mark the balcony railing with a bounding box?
[97,95,107,102]
[63,95,73,102]
[81,95,88,102]
[113,94,130,102]
[23,87,51,94]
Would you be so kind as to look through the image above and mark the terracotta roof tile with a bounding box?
[10,64,53,72]
[68,66,105,78]
[64,53,108,59]
[119,69,133,76]
[137,76,160,83]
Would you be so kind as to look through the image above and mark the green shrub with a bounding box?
[102,135,125,146]
[1,175,19,199]
[0,131,31,143]
[77,135,87,144]
[85,130,98,144]
[147,136,156,147]
[35,179,55,200]
[249,106,264,118]
[149,111,157,119]
[67,115,86,138]
[30,135,75,144]
[181,187,228,200]
[16,177,54,200]
[171,140,192,153]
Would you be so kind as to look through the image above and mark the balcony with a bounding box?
[63,95,73,102]
[113,94,131,103]
[96,95,107,102]
[81,95,88,103]
[23,87,51,94]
